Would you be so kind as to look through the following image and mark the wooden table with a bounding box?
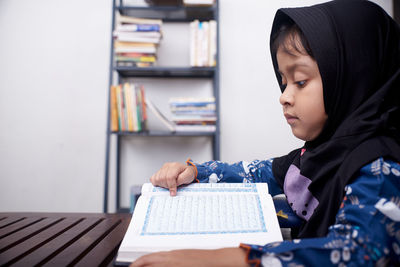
[0,212,131,266]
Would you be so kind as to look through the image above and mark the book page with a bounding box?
[142,193,266,235]
[140,182,268,196]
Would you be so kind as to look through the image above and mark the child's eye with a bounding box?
[280,84,287,91]
[296,80,307,87]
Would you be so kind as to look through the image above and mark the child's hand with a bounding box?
[150,162,196,196]
[130,248,249,267]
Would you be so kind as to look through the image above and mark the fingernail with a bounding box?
[170,190,176,196]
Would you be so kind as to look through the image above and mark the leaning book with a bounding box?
[115,182,283,265]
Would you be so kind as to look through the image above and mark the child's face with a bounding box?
[276,41,327,141]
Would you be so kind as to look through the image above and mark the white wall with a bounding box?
[0,0,392,212]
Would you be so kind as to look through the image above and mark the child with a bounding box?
[131,0,400,266]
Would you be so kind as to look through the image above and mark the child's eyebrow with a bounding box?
[278,62,311,75]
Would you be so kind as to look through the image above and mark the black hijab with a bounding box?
[270,0,400,238]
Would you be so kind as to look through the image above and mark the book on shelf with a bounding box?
[111,83,148,132]
[115,47,157,54]
[135,85,143,131]
[190,20,217,67]
[172,116,217,122]
[111,85,218,133]
[115,55,156,63]
[110,85,119,132]
[124,83,134,131]
[111,83,181,132]
[171,104,216,112]
[115,84,125,131]
[116,61,154,67]
[114,14,163,67]
[208,20,217,67]
[116,13,163,26]
[114,41,157,54]
[115,182,282,264]
[114,31,162,39]
[145,97,176,132]
[139,86,148,131]
[169,96,216,105]
[113,32,162,44]
[116,23,161,33]
[170,97,216,129]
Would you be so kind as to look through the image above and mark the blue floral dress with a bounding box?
[192,157,400,266]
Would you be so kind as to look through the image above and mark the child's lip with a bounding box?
[284,113,297,119]
[284,113,298,124]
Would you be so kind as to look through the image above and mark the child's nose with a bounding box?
[279,87,294,106]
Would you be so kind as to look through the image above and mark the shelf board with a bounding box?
[114,66,215,78]
[116,5,217,22]
[117,207,131,214]
[111,130,216,136]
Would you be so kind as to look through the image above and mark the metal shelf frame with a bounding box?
[104,0,220,213]
[116,3,216,22]
[115,66,216,78]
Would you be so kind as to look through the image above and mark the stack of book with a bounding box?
[190,20,217,67]
[113,14,163,67]
[169,97,216,132]
[110,83,148,132]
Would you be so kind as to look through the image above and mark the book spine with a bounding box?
[140,86,148,131]
[121,84,128,131]
[110,85,119,132]
[129,83,138,132]
[115,47,157,54]
[114,35,161,44]
[135,85,142,131]
[197,21,203,66]
[115,56,156,63]
[124,83,134,132]
[201,21,209,66]
[116,13,163,26]
[116,24,160,32]
[136,24,160,32]
[190,20,198,67]
[209,20,217,67]
[114,31,161,38]
[116,85,123,131]
[116,61,154,67]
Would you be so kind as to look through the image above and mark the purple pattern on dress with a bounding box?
[284,164,319,221]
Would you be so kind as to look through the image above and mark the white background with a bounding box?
[0,0,392,212]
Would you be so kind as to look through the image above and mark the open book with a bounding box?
[115,183,282,264]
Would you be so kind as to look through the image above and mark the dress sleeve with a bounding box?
[190,158,283,196]
[240,158,400,266]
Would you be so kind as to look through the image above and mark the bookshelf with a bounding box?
[104,0,220,213]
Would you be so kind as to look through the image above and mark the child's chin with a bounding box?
[292,130,310,142]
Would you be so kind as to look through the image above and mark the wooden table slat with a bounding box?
[0,217,24,229]
[0,217,61,252]
[11,217,102,267]
[0,217,82,266]
[0,217,44,239]
[0,213,131,267]
[75,217,131,267]
[42,217,121,266]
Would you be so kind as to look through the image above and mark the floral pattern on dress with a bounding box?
[195,157,400,266]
